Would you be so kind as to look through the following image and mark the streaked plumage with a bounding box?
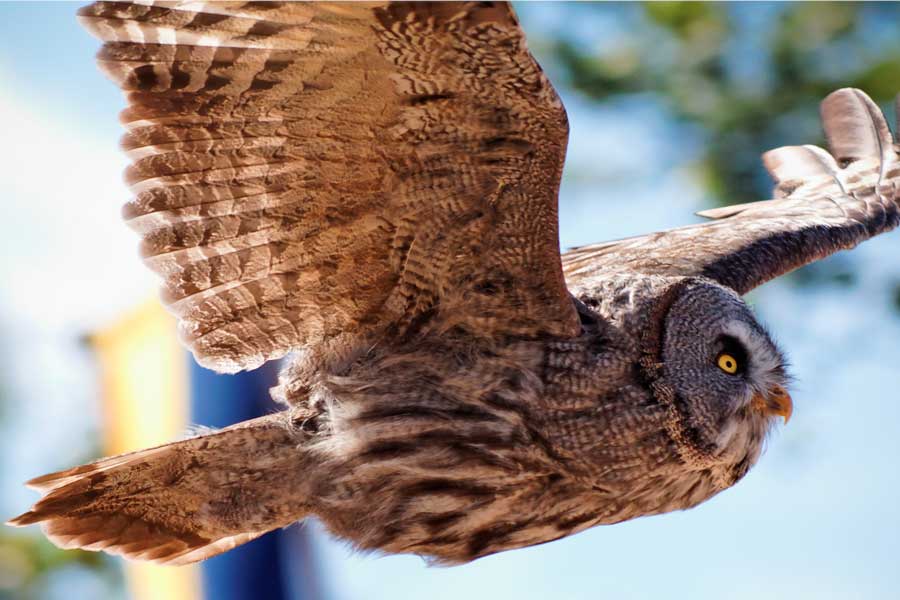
[8,1,899,566]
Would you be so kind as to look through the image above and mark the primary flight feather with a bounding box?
[8,1,899,566]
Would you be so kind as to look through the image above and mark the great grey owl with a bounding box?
[8,1,900,565]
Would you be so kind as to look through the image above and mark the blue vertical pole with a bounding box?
[188,358,290,600]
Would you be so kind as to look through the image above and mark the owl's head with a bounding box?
[656,279,791,475]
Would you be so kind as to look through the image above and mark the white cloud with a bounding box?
[0,79,157,332]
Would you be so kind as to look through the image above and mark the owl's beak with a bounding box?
[752,384,793,424]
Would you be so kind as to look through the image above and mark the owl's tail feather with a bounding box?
[7,413,311,565]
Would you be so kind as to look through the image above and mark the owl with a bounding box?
[8,1,900,566]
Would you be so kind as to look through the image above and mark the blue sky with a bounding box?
[1,3,899,599]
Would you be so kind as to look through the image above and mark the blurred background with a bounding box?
[1,2,899,599]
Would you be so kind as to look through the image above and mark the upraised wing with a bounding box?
[79,1,579,373]
[563,89,900,295]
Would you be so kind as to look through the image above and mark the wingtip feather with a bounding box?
[696,205,749,220]
[821,87,893,165]
[25,468,88,492]
[696,200,780,220]
[6,511,37,527]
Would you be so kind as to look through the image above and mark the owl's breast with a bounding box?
[281,328,744,561]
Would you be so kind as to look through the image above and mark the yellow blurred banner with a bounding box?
[90,299,199,600]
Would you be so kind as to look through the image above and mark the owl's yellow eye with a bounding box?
[717,353,739,374]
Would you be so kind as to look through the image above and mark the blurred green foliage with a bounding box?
[0,350,120,598]
[0,530,120,600]
[550,2,900,206]
[540,2,900,293]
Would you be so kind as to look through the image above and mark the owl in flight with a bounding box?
[9,1,900,565]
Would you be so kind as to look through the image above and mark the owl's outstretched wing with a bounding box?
[563,88,900,295]
[79,1,579,373]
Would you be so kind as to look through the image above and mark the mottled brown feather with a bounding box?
[77,0,579,373]
[563,88,900,296]
[8,414,308,565]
